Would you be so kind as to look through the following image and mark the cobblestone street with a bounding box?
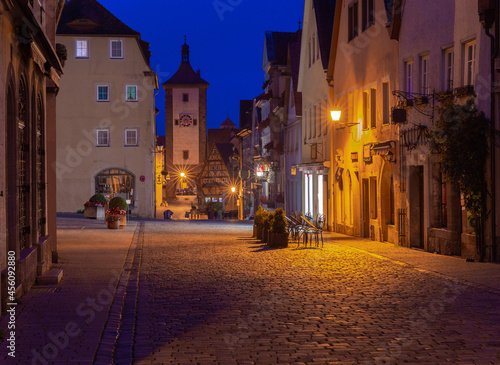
[1,217,500,364]
[134,221,500,365]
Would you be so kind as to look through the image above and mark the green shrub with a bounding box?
[263,210,274,230]
[271,208,287,234]
[255,205,265,227]
[109,196,128,211]
[89,194,107,204]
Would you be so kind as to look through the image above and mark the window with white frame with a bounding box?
[96,129,109,147]
[75,39,89,58]
[421,55,430,95]
[124,128,138,146]
[126,85,138,101]
[110,40,124,59]
[464,40,476,86]
[97,85,109,101]
[444,47,454,91]
[406,61,414,98]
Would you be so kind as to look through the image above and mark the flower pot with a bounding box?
[107,220,120,229]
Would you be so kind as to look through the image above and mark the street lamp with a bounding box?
[331,109,359,127]
[231,186,236,193]
[330,110,342,121]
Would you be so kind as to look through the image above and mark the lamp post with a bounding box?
[330,110,341,232]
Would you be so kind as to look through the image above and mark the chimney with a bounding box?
[197,69,201,76]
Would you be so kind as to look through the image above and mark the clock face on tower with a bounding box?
[179,114,193,127]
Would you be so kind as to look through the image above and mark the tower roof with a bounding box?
[220,116,236,129]
[163,38,209,88]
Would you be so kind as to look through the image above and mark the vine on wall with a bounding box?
[427,96,490,257]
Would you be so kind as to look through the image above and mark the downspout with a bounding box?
[483,0,499,261]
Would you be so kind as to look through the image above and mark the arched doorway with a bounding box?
[95,168,136,203]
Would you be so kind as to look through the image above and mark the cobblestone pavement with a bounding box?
[1,218,500,365]
[135,221,500,365]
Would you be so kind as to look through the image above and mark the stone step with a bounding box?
[36,269,63,285]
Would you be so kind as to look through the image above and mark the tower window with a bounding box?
[183,150,189,160]
[194,119,198,125]
[175,119,179,125]
[183,93,189,102]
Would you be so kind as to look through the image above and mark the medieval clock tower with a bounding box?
[163,37,209,199]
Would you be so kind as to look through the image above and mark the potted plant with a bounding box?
[108,197,128,227]
[254,205,264,238]
[84,194,107,219]
[263,210,274,244]
[105,213,121,230]
[261,210,270,243]
[270,208,288,248]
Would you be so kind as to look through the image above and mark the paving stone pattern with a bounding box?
[1,217,500,364]
[134,221,500,365]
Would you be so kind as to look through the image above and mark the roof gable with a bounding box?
[313,0,336,70]
[263,31,297,69]
[57,0,140,36]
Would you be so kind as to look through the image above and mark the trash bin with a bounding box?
[164,210,173,219]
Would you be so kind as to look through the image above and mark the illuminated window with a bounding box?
[75,39,89,58]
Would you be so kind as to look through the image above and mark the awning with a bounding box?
[371,141,396,156]
[296,162,329,172]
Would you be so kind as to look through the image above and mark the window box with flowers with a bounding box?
[84,194,107,219]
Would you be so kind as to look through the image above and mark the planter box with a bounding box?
[256,226,263,240]
[84,206,105,220]
[119,214,127,228]
[269,233,288,248]
[261,228,268,243]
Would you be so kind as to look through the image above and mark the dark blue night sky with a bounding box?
[98,0,304,135]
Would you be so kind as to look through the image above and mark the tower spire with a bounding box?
[181,35,190,63]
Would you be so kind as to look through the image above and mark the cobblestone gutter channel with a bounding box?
[93,222,145,365]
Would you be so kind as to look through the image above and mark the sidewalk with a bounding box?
[323,231,500,294]
[0,216,138,365]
